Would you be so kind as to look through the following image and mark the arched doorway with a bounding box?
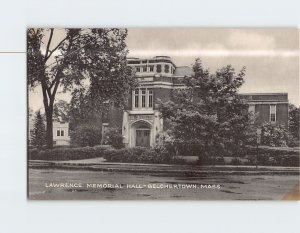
[131,120,151,148]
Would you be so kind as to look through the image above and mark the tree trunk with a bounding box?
[45,105,54,149]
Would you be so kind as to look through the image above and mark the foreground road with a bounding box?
[28,168,299,200]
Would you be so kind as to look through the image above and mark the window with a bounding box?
[133,88,153,109]
[148,89,153,108]
[149,65,154,72]
[142,66,147,72]
[248,104,255,114]
[144,131,150,136]
[270,105,276,122]
[136,66,140,72]
[164,64,169,73]
[57,130,65,137]
[134,89,139,108]
[141,89,146,108]
[157,64,161,73]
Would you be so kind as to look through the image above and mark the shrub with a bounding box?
[245,145,299,156]
[261,123,289,147]
[70,125,102,147]
[154,131,177,155]
[29,145,112,161]
[102,127,124,149]
[244,145,299,167]
[103,147,184,164]
[28,148,39,159]
[197,156,225,166]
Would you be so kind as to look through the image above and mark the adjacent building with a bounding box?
[53,121,70,146]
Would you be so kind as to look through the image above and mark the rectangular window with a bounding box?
[164,64,169,73]
[149,65,154,72]
[61,130,64,137]
[57,130,60,136]
[143,66,147,72]
[270,105,276,122]
[134,89,139,108]
[141,89,146,108]
[157,65,161,73]
[136,66,140,72]
[148,89,153,108]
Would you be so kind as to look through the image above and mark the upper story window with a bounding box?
[142,66,147,72]
[171,67,175,74]
[136,66,140,72]
[133,88,153,110]
[248,104,255,114]
[134,89,139,108]
[157,65,161,73]
[141,89,146,108]
[164,65,169,73]
[270,104,276,122]
[148,89,153,108]
[149,65,154,72]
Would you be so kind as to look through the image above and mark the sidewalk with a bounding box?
[29,158,300,176]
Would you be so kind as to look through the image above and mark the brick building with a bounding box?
[110,56,289,148]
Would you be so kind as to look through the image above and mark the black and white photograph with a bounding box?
[27,28,299,200]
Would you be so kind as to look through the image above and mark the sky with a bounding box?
[29,28,299,111]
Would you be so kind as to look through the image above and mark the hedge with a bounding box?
[28,144,299,166]
[103,147,184,164]
[28,145,111,161]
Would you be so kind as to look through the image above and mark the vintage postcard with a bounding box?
[27,28,300,200]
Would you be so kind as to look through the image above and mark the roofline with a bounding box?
[239,92,288,96]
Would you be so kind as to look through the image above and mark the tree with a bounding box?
[261,122,289,147]
[69,87,100,130]
[53,100,70,122]
[31,110,46,148]
[288,104,300,141]
[159,59,255,158]
[27,28,134,148]
[102,127,124,149]
[70,125,102,147]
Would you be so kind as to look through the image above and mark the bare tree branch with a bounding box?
[46,34,69,60]
[44,29,54,62]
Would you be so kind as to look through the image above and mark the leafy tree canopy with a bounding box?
[53,100,70,122]
[288,104,300,140]
[27,28,134,148]
[159,59,255,157]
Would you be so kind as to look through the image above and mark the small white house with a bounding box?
[53,121,70,146]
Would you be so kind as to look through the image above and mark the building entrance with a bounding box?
[136,129,150,147]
